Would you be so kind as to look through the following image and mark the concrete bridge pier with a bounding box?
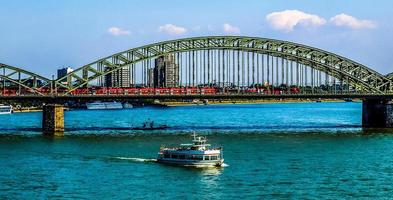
[42,104,64,136]
[362,99,393,128]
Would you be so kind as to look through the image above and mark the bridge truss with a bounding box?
[56,36,392,95]
[0,63,52,95]
[387,73,393,80]
[1,36,392,96]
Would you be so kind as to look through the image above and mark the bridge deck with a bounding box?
[1,94,392,103]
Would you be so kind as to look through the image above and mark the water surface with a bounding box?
[1,102,393,199]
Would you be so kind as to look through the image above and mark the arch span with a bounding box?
[54,36,392,94]
[0,63,52,95]
[387,73,393,80]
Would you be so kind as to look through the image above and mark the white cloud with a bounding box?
[158,24,187,35]
[223,23,241,34]
[266,10,327,32]
[107,27,131,36]
[330,14,376,29]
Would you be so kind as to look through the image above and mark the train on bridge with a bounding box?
[0,85,303,96]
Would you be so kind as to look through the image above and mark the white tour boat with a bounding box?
[86,101,123,110]
[0,105,13,114]
[157,133,224,168]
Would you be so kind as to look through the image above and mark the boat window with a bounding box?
[193,155,203,160]
[204,156,210,160]
[211,156,218,160]
[164,154,170,158]
[171,154,178,159]
[179,155,185,159]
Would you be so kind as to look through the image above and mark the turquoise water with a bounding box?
[1,102,393,199]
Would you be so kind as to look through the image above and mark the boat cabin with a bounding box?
[159,152,221,161]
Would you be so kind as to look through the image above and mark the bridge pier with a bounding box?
[42,104,64,136]
[362,99,393,128]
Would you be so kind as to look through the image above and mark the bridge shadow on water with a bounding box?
[1,125,392,137]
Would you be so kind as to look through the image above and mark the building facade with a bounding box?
[147,68,155,88]
[57,67,74,85]
[153,54,179,88]
[104,66,131,88]
[57,67,74,79]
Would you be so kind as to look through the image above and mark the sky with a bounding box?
[0,0,392,77]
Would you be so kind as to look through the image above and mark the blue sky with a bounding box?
[0,0,392,77]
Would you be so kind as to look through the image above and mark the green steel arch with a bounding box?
[0,63,52,95]
[387,73,393,80]
[56,36,392,94]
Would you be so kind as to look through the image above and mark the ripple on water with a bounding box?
[1,103,393,198]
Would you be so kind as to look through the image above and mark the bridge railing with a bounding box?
[0,85,381,97]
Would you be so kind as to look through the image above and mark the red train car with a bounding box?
[0,85,301,96]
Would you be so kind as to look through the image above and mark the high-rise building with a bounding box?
[147,68,155,88]
[153,54,179,88]
[57,67,74,79]
[105,67,131,88]
[57,67,74,85]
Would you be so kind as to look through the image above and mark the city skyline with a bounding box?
[0,0,392,77]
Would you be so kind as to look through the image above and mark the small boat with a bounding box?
[132,120,169,130]
[86,101,123,110]
[132,125,169,130]
[0,105,13,114]
[123,102,134,109]
[157,133,224,168]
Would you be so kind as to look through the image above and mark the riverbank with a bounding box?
[9,99,361,111]
[13,107,73,113]
[13,109,42,113]
[162,98,360,107]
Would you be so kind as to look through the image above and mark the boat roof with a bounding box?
[180,143,193,146]
[180,143,211,147]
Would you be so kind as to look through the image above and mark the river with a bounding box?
[1,102,393,199]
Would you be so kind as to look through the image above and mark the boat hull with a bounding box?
[157,158,224,168]
[86,102,123,110]
[0,105,13,114]
[132,126,169,131]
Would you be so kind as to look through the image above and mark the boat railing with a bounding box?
[160,146,222,151]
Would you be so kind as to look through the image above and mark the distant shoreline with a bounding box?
[10,99,360,112]
[13,109,42,113]
[161,99,361,107]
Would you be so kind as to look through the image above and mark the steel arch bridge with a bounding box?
[1,36,392,96]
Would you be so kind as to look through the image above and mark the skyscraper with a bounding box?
[105,66,131,88]
[153,54,179,88]
[147,68,154,88]
[57,67,73,79]
[57,67,73,85]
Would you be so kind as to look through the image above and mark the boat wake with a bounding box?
[113,157,157,162]
[112,157,229,168]
[221,163,230,167]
